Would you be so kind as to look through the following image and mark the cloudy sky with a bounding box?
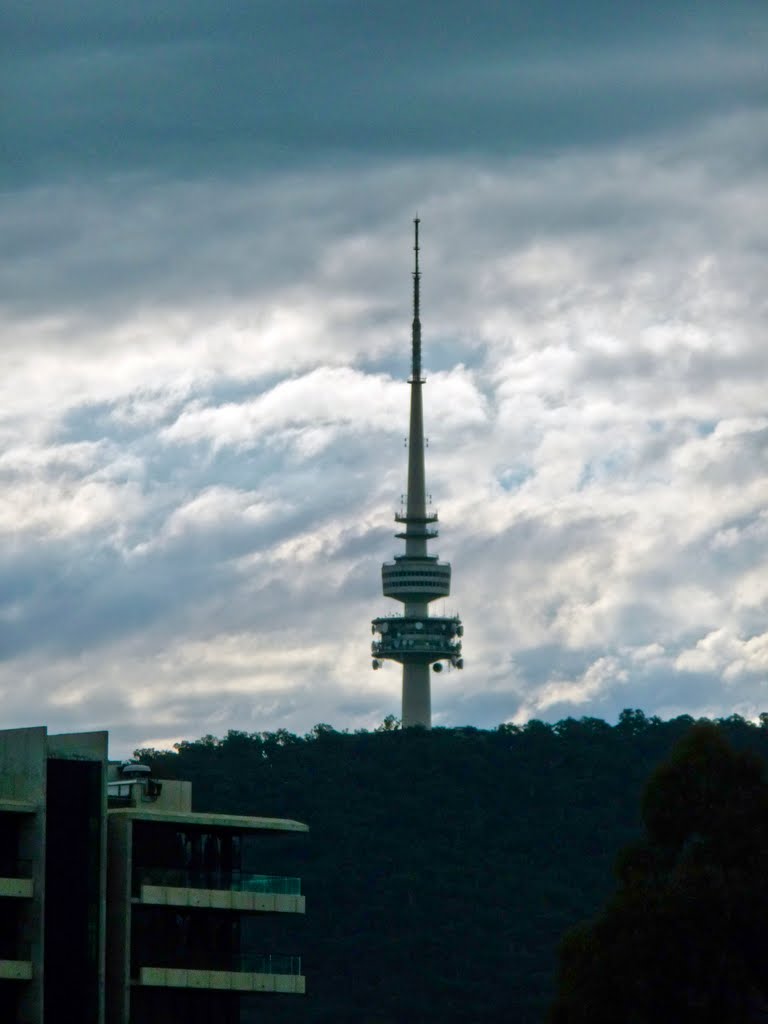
[2,2,767,754]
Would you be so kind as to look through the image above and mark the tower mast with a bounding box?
[371,220,463,728]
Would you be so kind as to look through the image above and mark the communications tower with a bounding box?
[371,219,463,728]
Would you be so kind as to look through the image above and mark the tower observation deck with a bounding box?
[371,220,463,728]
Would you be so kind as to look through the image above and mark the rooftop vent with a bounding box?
[119,761,151,778]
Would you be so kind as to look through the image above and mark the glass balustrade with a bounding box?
[134,867,301,895]
[240,954,301,975]
[136,952,301,976]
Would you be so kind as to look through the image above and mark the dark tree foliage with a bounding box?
[549,722,768,1024]
[135,711,768,1024]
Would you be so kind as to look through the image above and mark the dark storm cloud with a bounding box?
[3,0,766,186]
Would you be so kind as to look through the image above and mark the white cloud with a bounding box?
[1,100,767,753]
[512,656,630,723]
[675,628,768,680]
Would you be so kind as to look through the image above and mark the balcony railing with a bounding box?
[135,952,301,976]
[134,867,301,895]
[240,954,301,975]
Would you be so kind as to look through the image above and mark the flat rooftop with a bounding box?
[108,808,308,832]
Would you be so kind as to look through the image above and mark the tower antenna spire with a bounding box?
[412,217,421,381]
[370,220,464,728]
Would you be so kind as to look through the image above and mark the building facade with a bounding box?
[0,726,107,1024]
[0,725,307,1024]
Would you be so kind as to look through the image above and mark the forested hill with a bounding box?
[137,711,768,1024]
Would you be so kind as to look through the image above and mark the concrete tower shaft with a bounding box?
[371,220,464,728]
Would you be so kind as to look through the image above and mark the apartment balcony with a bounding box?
[0,943,32,982]
[0,961,32,982]
[137,954,304,994]
[0,860,33,899]
[134,868,304,914]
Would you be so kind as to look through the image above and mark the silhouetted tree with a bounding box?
[549,723,768,1023]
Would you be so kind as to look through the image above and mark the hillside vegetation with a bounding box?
[138,711,768,1023]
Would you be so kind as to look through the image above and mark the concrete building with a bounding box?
[0,726,108,1024]
[0,725,307,1024]
[371,220,464,727]
[106,759,307,1024]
